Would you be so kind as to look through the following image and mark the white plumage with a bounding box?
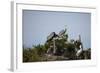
[76,49,82,57]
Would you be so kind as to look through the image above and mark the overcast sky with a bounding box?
[23,10,91,49]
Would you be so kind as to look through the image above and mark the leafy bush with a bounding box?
[23,28,91,62]
[23,44,48,62]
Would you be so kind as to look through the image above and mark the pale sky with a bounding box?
[23,10,91,49]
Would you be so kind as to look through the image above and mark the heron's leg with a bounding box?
[53,38,56,54]
[47,47,51,54]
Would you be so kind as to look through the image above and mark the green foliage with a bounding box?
[23,28,91,62]
[63,43,76,59]
[23,44,48,62]
[23,48,41,62]
[33,44,47,56]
